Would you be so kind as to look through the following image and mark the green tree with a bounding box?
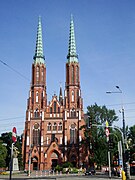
[87,103,118,125]
[0,132,12,168]
[0,132,23,170]
[0,143,7,168]
[127,125,135,162]
[128,125,135,145]
[82,103,119,169]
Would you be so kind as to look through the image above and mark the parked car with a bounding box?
[85,167,96,175]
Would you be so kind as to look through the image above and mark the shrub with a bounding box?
[62,162,73,168]
[55,165,62,172]
[0,171,8,175]
[71,167,78,174]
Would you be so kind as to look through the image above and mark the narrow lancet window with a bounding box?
[36,91,38,102]
[53,122,57,131]
[71,65,74,84]
[33,123,40,145]
[70,124,77,144]
[47,122,51,131]
[54,101,56,113]
[76,66,79,83]
[36,66,39,82]
[41,67,44,82]
[71,90,74,102]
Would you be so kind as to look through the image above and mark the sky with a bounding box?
[0,0,135,135]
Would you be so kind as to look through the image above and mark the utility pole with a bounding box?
[106,120,111,179]
[9,143,14,180]
[106,86,131,179]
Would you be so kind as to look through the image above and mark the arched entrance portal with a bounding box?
[52,159,58,170]
[32,156,38,170]
[71,155,77,167]
[51,151,59,170]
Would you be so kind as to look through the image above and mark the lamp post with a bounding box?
[106,86,126,165]
[106,86,126,145]
[106,86,131,179]
[115,86,126,142]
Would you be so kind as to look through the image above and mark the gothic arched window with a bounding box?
[58,122,62,131]
[54,101,56,113]
[41,67,44,82]
[36,91,38,103]
[70,123,77,144]
[76,66,79,83]
[71,90,74,102]
[47,122,52,131]
[53,122,57,131]
[71,108,76,117]
[71,65,74,84]
[36,66,39,82]
[34,108,39,118]
[33,123,40,145]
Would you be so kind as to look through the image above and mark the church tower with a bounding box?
[22,16,85,171]
[65,15,83,113]
[22,17,47,170]
[63,15,84,166]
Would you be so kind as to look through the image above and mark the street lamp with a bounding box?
[106,86,126,143]
[115,86,126,142]
[106,86,131,179]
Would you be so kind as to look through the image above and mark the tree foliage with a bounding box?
[0,143,7,168]
[82,103,119,168]
[0,132,12,168]
[127,125,135,162]
[0,132,23,169]
[87,103,118,125]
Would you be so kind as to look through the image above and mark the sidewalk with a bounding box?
[0,171,135,179]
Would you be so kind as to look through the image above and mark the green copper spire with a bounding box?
[33,16,45,64]
[67,15,78,63]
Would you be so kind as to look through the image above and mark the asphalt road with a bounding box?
[0,174,131,180]
[0,172,135,180]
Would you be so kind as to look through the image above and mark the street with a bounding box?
[0,173,135,180]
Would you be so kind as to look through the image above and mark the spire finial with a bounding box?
[33,16,45,64]
[59,83,63,105]
[67,15,78,63]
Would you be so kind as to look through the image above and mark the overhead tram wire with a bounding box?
[0,59,30,81]
[106,102,135,107]
[0,59,56,98]
[0,116,25,122]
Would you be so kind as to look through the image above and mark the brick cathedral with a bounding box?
[22,16,86,171]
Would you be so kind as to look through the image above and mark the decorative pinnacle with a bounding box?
[34,16,45,64]
[67,15,78,63]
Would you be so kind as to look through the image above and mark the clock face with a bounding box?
[34,123,39,129]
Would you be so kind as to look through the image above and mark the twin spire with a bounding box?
[67,15,78,63]
[33,15,78,64]
[34,16,45,65]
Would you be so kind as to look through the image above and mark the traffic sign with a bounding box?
[106,120,109,128]
[12,127,17,142]
[105,128,110,137]
[119,159,123,166]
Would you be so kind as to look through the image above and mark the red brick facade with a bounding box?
[22,17,86,171]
